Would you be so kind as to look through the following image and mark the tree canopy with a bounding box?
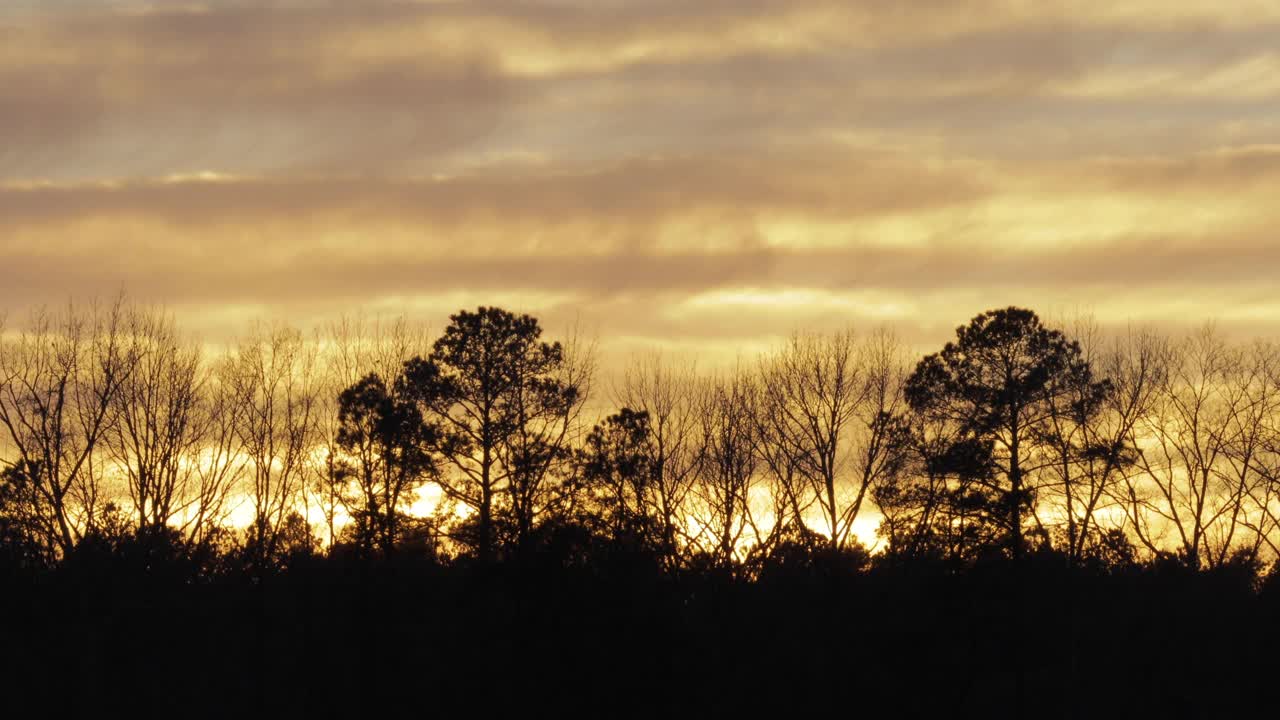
[901,307,1113,559]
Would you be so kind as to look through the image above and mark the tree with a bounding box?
[313,314,432,547]
[105,307,241,542]
[399,307,590,561]
[578,408,659,549]
[1243,342,1280,561]
[614,354,702,570]
[186,368,248,546]
[873,405,998,562]
[223,323,319,567]
[0,464,48,571]
[333,372,438,556]
[1122,327,1279,568]
[903,307,1108,559]
[0,298,139,560]
[690,373,760,570]
[757,329,906,554]
[1041,321,1161,564]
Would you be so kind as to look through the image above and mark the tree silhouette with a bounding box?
[399,307,588,561]
[106,307,241,543]
[222,323,319,568]
[874,410,1001,562]
[691,374,760,570]
[313,314,433,548]
[903,307,1109,559]
[0,463,46,570]
[614,355,702,571]
[1124,326,1280,568]
[334,372,438,556]
[1040,321,1156,565]
[0,299,138,559]
[1,300,1279,717]
[756,329,906,554]
[578,408,660,549]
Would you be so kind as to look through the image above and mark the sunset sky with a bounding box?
[4,0,1279,363]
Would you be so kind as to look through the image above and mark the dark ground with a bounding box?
[3,549,1276,719]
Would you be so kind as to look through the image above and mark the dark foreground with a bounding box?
[4,550,1278,719]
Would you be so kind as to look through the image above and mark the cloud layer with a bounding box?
[2,0,1278,357]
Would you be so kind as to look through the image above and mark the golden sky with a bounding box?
[3,0,1279,360]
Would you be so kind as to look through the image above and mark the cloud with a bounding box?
[4,0,1280,179]
[0,144,992,244]
[1,177,1275,310]
[1,3,519,178]
[2,1,1279,351]
[1,143,1275,307]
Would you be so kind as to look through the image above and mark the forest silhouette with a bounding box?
[2,300,1278,718]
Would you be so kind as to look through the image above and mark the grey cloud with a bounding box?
[522,19,1280,160]
[0,246,779,307]
[2,139,1277,311]
[777,238,1280,292]
[1,5,519,178]
[1,231,1277,309]
[5,1,1278,179]
[0,149,990,229]
[1079,146,1280,191]
[5,142,1275,235]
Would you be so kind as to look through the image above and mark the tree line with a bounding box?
[2,298,1279,579]
[6,298,1280,717]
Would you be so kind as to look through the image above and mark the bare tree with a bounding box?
[1242,343,1280,560]
[614,354,703,568]
[1220,342,1280,563]
[757,329,906,553]
[223,323,320,563]
[689,372,759,569]
[186,362,246,546]
[105,306,242,541]
[0,298,138,559]
[1039,322,1164,563]
[1122,326,1271,567]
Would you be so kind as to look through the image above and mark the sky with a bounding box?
[3,0,1280,364]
